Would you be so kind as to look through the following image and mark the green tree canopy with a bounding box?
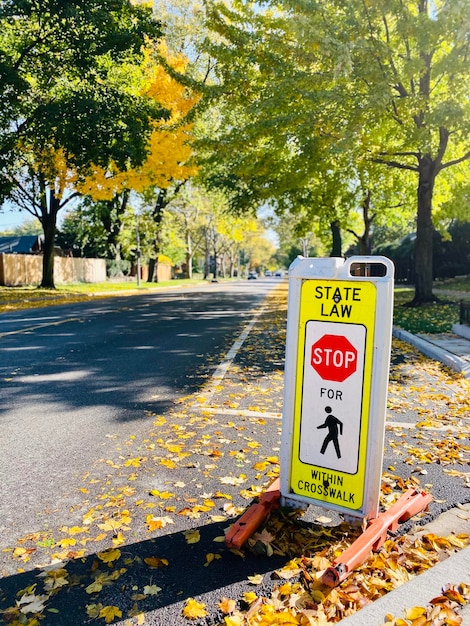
[319,0,470,302]
[198,0,470,302]
[0,0,165,287]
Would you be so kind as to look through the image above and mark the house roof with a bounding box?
[0,236,42,254]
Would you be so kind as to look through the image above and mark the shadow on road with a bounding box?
[0,289,280,423]
[0,519,288,625]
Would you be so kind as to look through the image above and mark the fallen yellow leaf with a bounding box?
[124,457,143,467]
[143,584,162,596]
[218,596,236,614]
[184,529,201,544]
[243,591,258,604]
[144,556,169,568]
[112,532,125,546]
[86,580,104,594]
[247,574,263,585]
[204,552,222,566]
[182,598,208,619]
[146,515,174,531]
[61,526,88,535]
[99,605,122,623]
[97,548,121,565]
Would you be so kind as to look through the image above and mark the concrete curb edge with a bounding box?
[338,545,470,624]
[392,327,470,377]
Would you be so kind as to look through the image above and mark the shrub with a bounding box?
[106,260,131,277]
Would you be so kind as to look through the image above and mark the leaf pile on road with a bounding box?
[0,287,95,313]
[1,284,469,626]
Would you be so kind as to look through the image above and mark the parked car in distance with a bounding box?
[248,271,258,279]
[265,270,272,277]
[274,270,282,277]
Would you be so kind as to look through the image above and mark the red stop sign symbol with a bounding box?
[311,334,357,382]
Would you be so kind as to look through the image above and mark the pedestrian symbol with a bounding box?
[318,406,343,459]
[298,320,366,475]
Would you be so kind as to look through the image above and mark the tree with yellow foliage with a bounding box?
[77,42,200,281]
[0,0,164,288]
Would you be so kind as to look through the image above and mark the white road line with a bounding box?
[198,407,282,419]
[386,420,453,431]
[0,318,82,337]
[193,416,452,427]
[197,304,266,406]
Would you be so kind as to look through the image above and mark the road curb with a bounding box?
[338,545,470,624]
[356,329,470,624]
[392,327,470,378]
[338,504,470,624]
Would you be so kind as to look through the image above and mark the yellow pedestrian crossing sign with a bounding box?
[280,257,394,519]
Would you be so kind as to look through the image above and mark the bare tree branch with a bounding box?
[439,148,470,172]
[372,157,418,172]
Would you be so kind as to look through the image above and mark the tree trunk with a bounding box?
[148,258,156,282]
[330,220,342,257]
[413,157,436,303]
[103,190,129,261]
[40,189,59,289]
[212,246,218,281]
[360,189,372,255]
[346,190,373,255]
[229,250,238,277]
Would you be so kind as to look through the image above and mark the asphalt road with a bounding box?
[0,279,469,626]
[0,280,276,549]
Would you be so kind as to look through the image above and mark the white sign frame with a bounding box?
[280,256,394,519]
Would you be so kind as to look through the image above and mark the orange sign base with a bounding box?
[225,478,281,549]
[321,488,433,587]
[225,482,432,588]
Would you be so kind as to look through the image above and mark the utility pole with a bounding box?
[300,234,311,257]
[136,215,141,287]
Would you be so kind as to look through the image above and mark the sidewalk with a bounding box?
[393,323,470,378]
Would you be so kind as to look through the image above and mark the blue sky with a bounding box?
[0,205,28,231]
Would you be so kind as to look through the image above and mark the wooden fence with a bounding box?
[0,253,107,286]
